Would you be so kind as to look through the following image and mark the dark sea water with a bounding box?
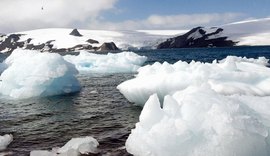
[1,46,270,155]
[138,46,270,64]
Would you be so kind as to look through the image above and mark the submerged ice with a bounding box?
[64,51,147,73]
[30,136,99,156]
[118,56,270,106]
[0,50,81,99]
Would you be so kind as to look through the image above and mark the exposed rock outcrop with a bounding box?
[69,29,83,37]
[86,39,99,44]
[157,27,237,49]
[98,42,119,51]
[0,32,119,53]
[0,34,24,52]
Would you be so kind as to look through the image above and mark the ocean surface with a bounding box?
[1,46,270,155]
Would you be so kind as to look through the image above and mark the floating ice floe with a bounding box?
[117,56,270,106]
[0,134,13,151]
[126,87,270,156]
[0,49,146,99]
[0,49,81,99]
[30,136,99,156]
[63,51,147,73]
[124,56,270,156]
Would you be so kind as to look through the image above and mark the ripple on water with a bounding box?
[0,73,141,155]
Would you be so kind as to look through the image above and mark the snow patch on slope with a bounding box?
[187,30,203,40]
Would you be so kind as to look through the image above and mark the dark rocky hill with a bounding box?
[157,27,237,49]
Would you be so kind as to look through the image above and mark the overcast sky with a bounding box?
[0,0,269,33]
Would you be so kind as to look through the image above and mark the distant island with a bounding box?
[0,18,270,53]
[157,27,236,49]
[0,29,119,53]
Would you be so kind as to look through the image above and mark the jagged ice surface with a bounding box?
[126,88,270,156]
[64,51,147,73]
[0,50,81,99]
[123,56,270,156]
[117,56,270,106]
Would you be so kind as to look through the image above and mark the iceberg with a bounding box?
[117,56,270,106]
[0,134,13,151]
[30,136,99,156]
[124,56,270,156]
[63,51,147,73]
[126,87,270,156]
[0,49,146,99]
[0,49,81,99]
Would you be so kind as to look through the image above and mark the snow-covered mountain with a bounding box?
[157,18,270,49]
[0,29,121,53]
[223,18,270,46]
[157,27,236,49]
[0,18,270,53]
[0,29,185,53]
